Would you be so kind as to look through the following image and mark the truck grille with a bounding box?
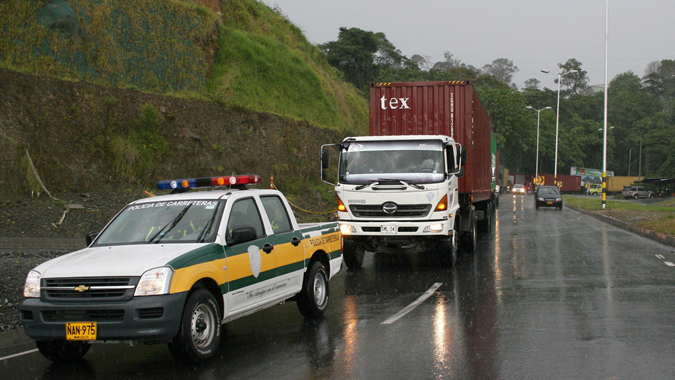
[42,277,138,301]
[349,204,432,218]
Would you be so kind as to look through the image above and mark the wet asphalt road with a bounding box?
[2,194,674,379]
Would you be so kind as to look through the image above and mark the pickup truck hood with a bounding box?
[34,243,212,278]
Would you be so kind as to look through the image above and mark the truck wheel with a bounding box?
[633,194,638,199]
[297,261,329,318]
[479,204,492,233]
[342,240,365,269]
[437,235,457,267]
[461,214,477,255]
[168,288,221,363]
[36,340,90,362]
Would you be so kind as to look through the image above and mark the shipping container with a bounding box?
[369,81,492,202]
[540,174,582,193]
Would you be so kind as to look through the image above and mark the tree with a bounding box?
[431,51,462,72]
[482,58,519,87]
[319,27,379,91]
[523,78,541,90]
[556,59,589,95]
[643,59,675,115]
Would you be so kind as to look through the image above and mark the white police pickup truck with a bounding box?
[19,174,341,363]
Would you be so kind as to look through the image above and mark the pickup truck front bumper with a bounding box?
[19,292,188,343]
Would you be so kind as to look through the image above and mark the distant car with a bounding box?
[524,183,532,193]
[512,184,526,195]
[589,183,602,195]
[622,186,654,199]
[535,186,563,210]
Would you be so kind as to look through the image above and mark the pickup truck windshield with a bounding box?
[95,200,225,246]
[339,140,445,185]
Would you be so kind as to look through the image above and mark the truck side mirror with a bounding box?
[456,167,465,178]
[321,170,327,181]
[321,149,330,169]
[459,146,467,165]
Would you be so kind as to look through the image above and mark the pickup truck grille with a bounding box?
[42,277,138,301]
[349,204,432,218]
[42,309,125,321]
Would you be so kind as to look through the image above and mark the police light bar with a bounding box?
[157,174,261,190]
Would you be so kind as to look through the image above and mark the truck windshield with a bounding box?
[339,140,445,185]
[94,200,225,246]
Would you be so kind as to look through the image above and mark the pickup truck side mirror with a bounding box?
[85,232,98,246]
[227,226,257,246]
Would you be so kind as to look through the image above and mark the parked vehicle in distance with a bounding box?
[588,183,602,195]
[622,186,654,199]
[535,186,563,210]
[512,184,526,195]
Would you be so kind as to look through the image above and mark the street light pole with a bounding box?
[526,106,552,178]
[542,68,578,187]
[602,0,609,209]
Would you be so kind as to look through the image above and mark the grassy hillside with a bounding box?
[0,0,368,131]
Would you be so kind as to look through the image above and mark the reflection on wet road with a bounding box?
[2,194,674,379]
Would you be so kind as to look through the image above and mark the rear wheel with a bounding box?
[168,288,221,363]
[478,204,492,233]
[633,194,638,199]
[36,340,90,362]
[342,239,365,269]
[297,261,329,318]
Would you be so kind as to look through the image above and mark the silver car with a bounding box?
[622,186,654,199]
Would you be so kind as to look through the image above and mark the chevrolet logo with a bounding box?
[74,285,90,293]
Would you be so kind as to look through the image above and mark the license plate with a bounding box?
[381,225,397,234]
[66,322,97,341]
[547,201,553,205]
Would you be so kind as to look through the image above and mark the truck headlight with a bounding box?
[134,267,174,296]
[340,224,356,235]
[23,270,41,298]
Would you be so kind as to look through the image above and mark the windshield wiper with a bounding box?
[196,210,218,243]
[147,205,192,244]
[355,178,425,190]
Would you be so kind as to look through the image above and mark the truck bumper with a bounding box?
[339,219,454,254]
[19,292,188,343]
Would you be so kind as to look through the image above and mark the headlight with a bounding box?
[340,224,356,235]
[23,270,41,298]
[134,267,174,296]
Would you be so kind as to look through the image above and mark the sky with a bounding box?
[261,0,675,89]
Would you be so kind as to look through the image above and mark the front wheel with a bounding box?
[36,340,90,362]
[437,235,457,267]
[461,213,477,255]
[168,288,221,363]
[297,261,329,318]
[342,239,365,269]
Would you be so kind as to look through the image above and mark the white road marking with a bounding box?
[0,348,38,362]
[665,262,675,267]
[655,254,665,259]
[381,282,443,325]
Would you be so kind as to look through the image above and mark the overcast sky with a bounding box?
[262,0,675,89]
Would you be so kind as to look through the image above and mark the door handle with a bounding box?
[262,243,274,254]
[291,236,301,247]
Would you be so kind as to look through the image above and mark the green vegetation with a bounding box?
[0,0,368,131]
[564,196,675,212]
[564,196,675,236]
[0,0,218,94]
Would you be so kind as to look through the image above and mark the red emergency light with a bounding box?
[157,174,261,190]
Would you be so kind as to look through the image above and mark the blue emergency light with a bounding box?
[157,175,261,191]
